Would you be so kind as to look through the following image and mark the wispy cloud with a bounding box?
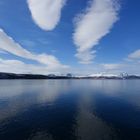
[73,0,120,64]
[0,28,68,72]
[0,49,7,54]
[20,40,37,47]
[102,63,123,70]
[0,58,68,74]
[27,0,66,31]
[128,49,140,60]
[101,61,140,75]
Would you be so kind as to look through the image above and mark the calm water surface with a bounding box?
[0,80,140,140]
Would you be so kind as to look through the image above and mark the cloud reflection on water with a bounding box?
[0,80,140,140]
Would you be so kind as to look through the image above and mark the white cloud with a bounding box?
[75,50,96,64]
[73,0,120,64]
[0,49,7,54]
[0,58,69,74]
[100,62,140,75]
[0,28,68,73]
[128,49,140,60]
[102,63,123,70]
[0,57,139,75]
[27,0,66,31]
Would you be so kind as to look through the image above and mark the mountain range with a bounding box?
[0,72,140,79]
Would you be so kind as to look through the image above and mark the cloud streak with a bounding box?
[27,0,66,31]
[128,49,140,60]
[102,63,123,70]
[0,58,67,74]
[73,0,120,64]
[0,29,68,72]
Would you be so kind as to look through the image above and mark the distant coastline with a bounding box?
[0,72,140,80]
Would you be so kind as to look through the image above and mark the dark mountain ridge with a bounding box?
[0,72,140,79]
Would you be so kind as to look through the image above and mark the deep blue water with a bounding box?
[0,80,140,140]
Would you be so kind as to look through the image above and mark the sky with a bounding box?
[0,0,140,75]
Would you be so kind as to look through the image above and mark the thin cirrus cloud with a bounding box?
[27,0,66,31]
[0,58,66,74]
[0,28,68,71]
[128,49,140,60]
[102,63,123,70]
[73,0,120,64]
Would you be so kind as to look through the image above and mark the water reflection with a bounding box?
[76,91,119,140]
[0,80,140,140]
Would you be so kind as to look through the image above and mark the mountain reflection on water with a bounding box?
[0,80,140,140]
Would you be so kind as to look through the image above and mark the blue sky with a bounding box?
[0,0,140,75]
